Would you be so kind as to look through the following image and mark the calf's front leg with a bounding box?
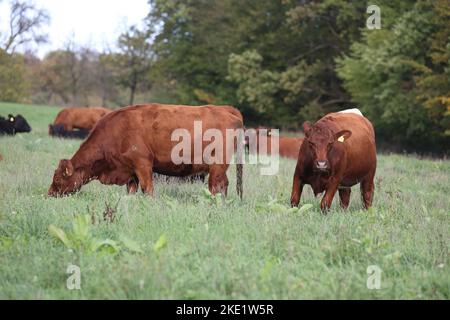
[321,178,340,212]
[290,163,304,207]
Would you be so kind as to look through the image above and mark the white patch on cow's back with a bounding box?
[338,108,363,116]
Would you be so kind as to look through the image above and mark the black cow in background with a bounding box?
[0,114,32,135]
[48,124,90,140]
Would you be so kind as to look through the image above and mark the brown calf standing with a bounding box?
[290,109,377,211]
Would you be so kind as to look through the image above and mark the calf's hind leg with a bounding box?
[134,160,154,196]
[360,173,375,209]
[208,165,229,197]
[122,140,154,196]
[127,176,139,194]
[338,188,351,209]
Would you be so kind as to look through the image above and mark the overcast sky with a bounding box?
[0,0,150,57]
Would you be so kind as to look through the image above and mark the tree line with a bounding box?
[0,0,449,154]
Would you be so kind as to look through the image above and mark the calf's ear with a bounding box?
[335,130,352,142]
[303,122,312,136]
[59,159,74,177]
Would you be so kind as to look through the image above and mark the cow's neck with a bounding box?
[70,138,104,183]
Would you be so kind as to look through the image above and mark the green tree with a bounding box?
[116,25,153,105]
[337,0,450,152]
[0,49,27,102]
[149,0,368,127]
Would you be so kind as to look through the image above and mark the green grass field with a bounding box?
[0,102,449,299]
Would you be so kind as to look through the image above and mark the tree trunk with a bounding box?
[129,87,136,106]
[129,74,138,105]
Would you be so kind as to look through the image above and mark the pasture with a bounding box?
[0,102,449,299]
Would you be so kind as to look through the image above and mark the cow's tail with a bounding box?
[236,128,244,200]
[236,162,243,200]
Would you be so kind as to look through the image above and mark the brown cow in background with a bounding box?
[279,137,303,159]
[48,104,244,198]
[50,107,111,132]
[247,128,303,159]
[290,109,377,211]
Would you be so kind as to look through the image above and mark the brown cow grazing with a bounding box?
[50,107,111,132]
[48,104,244,198]
[290,109,377,211]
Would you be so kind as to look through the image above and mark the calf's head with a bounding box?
[303,122,352,172]
[10,114,32,133]
[48,159,83,197]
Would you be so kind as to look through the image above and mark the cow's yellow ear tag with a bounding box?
[65,168,70,176]
[338,136,345,143]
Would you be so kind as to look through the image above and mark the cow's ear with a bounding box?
[335,130,352,143]
[60,159,74,177]
[303,122,312,136]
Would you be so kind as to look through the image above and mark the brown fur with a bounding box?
[51,107,111,131]
[290,112,377,211]
[248,128,303,159]
[48,104,244,198]
[279,137,304,159]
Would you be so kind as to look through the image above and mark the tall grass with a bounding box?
[0,102,448,299]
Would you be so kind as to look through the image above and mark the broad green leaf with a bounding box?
[72,214,91,240]
[214,193,223,205]
[48,225,73,249]
[297,204,314,214]
[270,203,286,213]
[287,207,300,214]
[91,239,121,254]
[153,234,168,254]
[202,188,212,198]
[120,235,144,254]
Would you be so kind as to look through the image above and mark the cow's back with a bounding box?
[319,112,375,143]
[53,109,71,125]
[91,104,243,168]
[54,107,111,130]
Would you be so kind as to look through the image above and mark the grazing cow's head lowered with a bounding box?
[48,159,83,197]
[303,121,352,172]
[9,114,32,133]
